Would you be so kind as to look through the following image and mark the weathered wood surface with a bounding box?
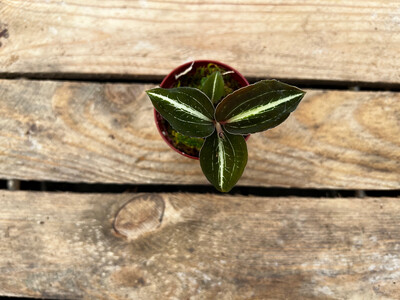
[0,1,399,83]
[1,191,400,299]
[1,79,399,189]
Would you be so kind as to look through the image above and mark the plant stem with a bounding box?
[215,122,225,139]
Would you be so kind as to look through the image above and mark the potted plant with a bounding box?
[154,60,249,159]
[147,60,305,192]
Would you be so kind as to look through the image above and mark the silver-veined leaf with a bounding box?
[147,87,215,137]
[200,71,225,104]
[200,131,247,192]
[215,80,306,134]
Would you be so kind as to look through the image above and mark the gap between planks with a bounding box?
[2,179,400,199]
[1,73,400,93]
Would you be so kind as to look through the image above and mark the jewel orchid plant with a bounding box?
[146,71,306,192]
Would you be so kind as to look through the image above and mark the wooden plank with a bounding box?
[1,191,400,299]
[0,79,399,189]
[0,1,399,84]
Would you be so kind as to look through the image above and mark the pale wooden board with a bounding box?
[1,191,400,299]
[0,79,399,189]
[0,0,399,83]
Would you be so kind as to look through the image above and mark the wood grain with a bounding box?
[0,79,399,189]
[0,1,399,83]
[1,191,400,299]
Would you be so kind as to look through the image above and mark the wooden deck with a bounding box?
[1,1,399,299]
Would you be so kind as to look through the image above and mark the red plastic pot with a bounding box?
[154,60,250,160]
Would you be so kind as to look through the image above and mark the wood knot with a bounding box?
[26,123,38,135]
[0,23,9,48]
[113,194,165,240]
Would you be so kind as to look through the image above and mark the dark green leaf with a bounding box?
[200,131,247,192]
[215,80,306,135]
[200,71,225,104]
[147,87,215,137]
